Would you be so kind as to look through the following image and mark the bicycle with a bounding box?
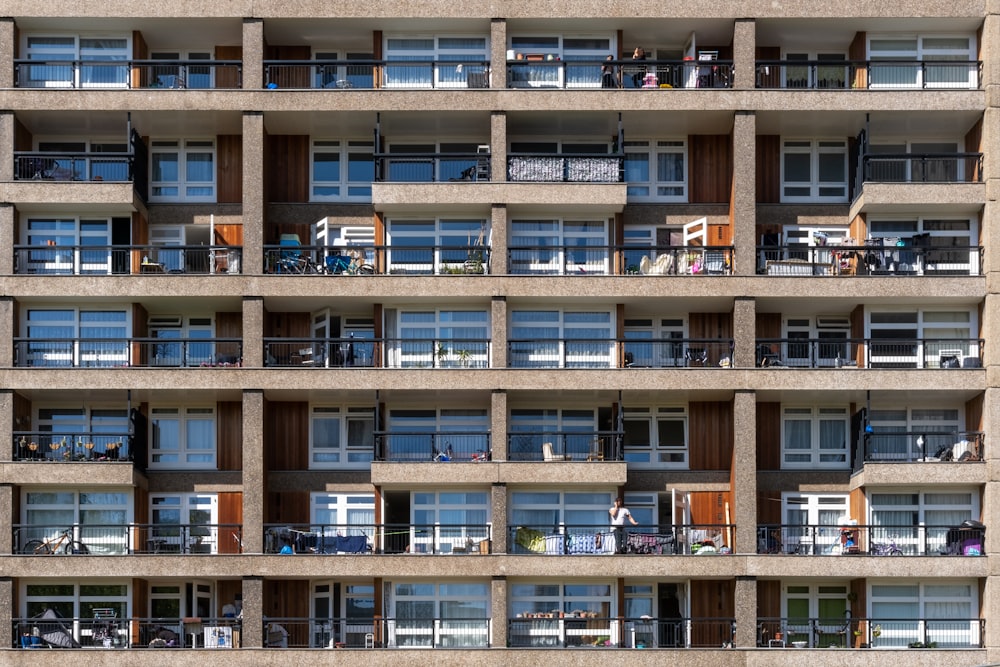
[869,537,903,556]
[22,527,90,555]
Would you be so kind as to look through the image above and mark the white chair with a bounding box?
[299,347,318,366]
[542,442,570,461]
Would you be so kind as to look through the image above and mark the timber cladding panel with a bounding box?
[755,402,781,471]
[264,579,309,644]
[264,135,310,203]
[217,135,243,204]
[755,135,781,204]
[217,401,243,471]
[689,579,734,645]
[688,402,733,470]
[689,134,732,204]
[265,401,310,471]
[218,492,243,554]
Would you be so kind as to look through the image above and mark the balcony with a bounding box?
[256,616,488,649]
[507,153,622,183]
[756,522,985,557]
[506,431,623,462]
[265,523,491,555]
[374,431,492,463]
[509,338,734,369]
[756,243,982,276]
[863,430,984,464]
[12,615,241,649]
[509,616,735,649]
[12,432,130,462]
[13,523,243,555]
[375,151,492,183]
[264,59,490,90]
[13,59,242,89]
[14,338,243,368]
[14,245,242,276]
[264,338,491,369]
[859,153,983,185]
[757,617,985,649]
[509,524,731,556]
[755,338,983,369]
[507,58,733,90]
[14,151,132,182]
[755,59,982,90]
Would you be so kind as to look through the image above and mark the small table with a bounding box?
[141,262,165,274]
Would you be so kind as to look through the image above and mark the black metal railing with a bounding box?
[758,617,985,649]
[13,152,132,182]
[507,153,623,182]
[864,430,984,463]
[265,523,491,555]
[12,616,242,649]
[12,523,242,555]
[374,152,491,182]
[507,57,733,90]
[756,522,985,556]
[755,59,982,90]
[13,244,242,275]
[754,338,983,369]
[757,243,982,276]
[506,431,623,462]
[13,59,242,89]
[861,153,982,183]
[509,245,612,275]
[14,338,243,368]
[619,245,735,275]
[260,616,489,649]
[374,431,492,462]
[508,338,733,369]
[383,245,490,275]
[12,432,131,462]
[509,524,727,555]
[509,616,735,648]
[263,59,490,89]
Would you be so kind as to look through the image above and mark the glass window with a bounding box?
[624,140,687,200]
[510,309,613,368]
[509,581,616,647]
[311,140,374,200]
[391,581,490,647]
[385,218,489,274]
[389,308,489,368]
[623,407,688,466]
[22,489,130,555]
[150,140,216,202]
[781,406,848,469]
[22,34,129,88]
[870,581,977,647]
[781,139,847,202]
[149,406,216,469]
[150,493,219,554]
[309,406,375,469]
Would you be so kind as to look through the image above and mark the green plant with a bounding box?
[456,349,472,367]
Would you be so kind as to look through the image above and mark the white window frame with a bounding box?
[388,581,491,647]
[783,583,850,648]
[510,309,614,368]
[869,580,979,648]
[311,492,376,534]
[23,216,118,275]
[509,218,610,275]
[507,34,615,89]
[867,216,978,275]
[312,582,376,648]
[383,35,489,89]
[31,405,130,462]
[383,408,490,461]
[780,139,848,203]
[21,580,131,646]
[149,139,216,203]
[622,406,688,467]
[310,139,375,201]
[867,406,964,462]
[624,140,688,201]
[866,308,976,369]
[781,316,850,368]
[148,405,217,470]
[389,308,490,368]
[22,34,130,88]
[309,405,376,469]
[780,493,850,555]
[623,317,686,368]
[385,218,490,273]
[509,580,618,646]
[22,306,130,368]
[509,408,602,460]
[781,51,848,89]
[149,493,219,554]
[149,50,213,89]
[411,490,491,554]
[21,488,131,556]
[868,34,977,89]
[868,487,978,556]
[781,406,850,469]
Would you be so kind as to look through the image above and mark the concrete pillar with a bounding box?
[491,577,507,648]
[490,112,506,183]
[0,577,12,649]
[983,385,1000,655]
[490,19,507,89]
[242,112,265,275]
[0,484,12,557]
[490,204,507,274]
[490,389,507,461]
[732,297,756,369]
[0,18,14,89]
[0,391,11,463]
[0,296,13,368]
[491,296,508,369]
[0,112,14,182]
[732,112,757,277]
[732,390,757,555]
[242,18,264,89]
[732,18,756,91]
[242,296,263,368]
[241,389,264,554]
[491,481,507,553]
[240,576,263,647]
[734,576,757,648]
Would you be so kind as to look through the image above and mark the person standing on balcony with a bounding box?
[601,55,620,88]
[630,46,647,88]
[610,497,638,553]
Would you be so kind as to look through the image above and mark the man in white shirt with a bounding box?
[609,497,638,553]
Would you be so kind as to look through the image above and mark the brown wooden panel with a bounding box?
[756,135,781,203]
[688,312,732,341]
[689,402,733,471]
[267,491,310,524]
[132,579,149,646]
[216,312,242,339]
[213,223,244,247]
[135,488,149,552]
[265,45,311,88]
[690,579,734,645]
[264,311,310,339]
[14,117,32,151]
[216,134,242,204]
[215,46,242,89]
[218,491,243,554]
[849,33,867,88]
[757,489,781,525]
[689,135,732,203]
[265,134,310,203]
[757,579,781,619]
[132,31,148,89]
[756,402,781,471]
[264,579,309,638]
[265,401,309,471]
[689,491,729,527]
[755,312,781,339]
[217,401,243,471]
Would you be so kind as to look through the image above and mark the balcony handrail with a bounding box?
[506,153,624,182]
[861,152,983,183]
[758,616,985,649]
[263,58,490,90]
[756,243,983,276]
[509,524,731,555]
[261,616,490,649]
[754,58,982,90]
[509,616,736,649]
[13,59,243,89]
[11,616,242,649]
[13,244,242,276]
[507,430,624,461]
[12,431,131,462]
[12,523,243,555]
[507,57,734,90]
[374,151,492,183]
[509,337,734,370]
[13,337,244,369]
[374,431,492,462]
[756,521,985,556]
[13,151,134,182]
[864,429,984,464]
[264,523,492,555]
[754,336,983,369]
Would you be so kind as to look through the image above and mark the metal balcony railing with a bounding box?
[13,152,133,182]
[265,523,491,556]
[619,245,735,275]
[509,523,731,555]
[14,338,243,368]
[507,153,623,182]
[509,338,734,369]
[757,243,982,276]
[758,617,985,649]
[12,432,131,462]
[374,431,492,462]
[861,153,983,183]
[506,431,624,462]
[12,523,243,555]
[374,152,491,182]
[509,616,735,648]
[12,616,241,649]
[755,338,983,369]
[259,616,490,649]
[13,59,242,89]
[14,245,242,275]
[755,59,982,90]
[756,522,985,557]
[507,58,733,90]
[864,430,984,463]
[263,59,490,89]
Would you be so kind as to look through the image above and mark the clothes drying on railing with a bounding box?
[626,532,675,554]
